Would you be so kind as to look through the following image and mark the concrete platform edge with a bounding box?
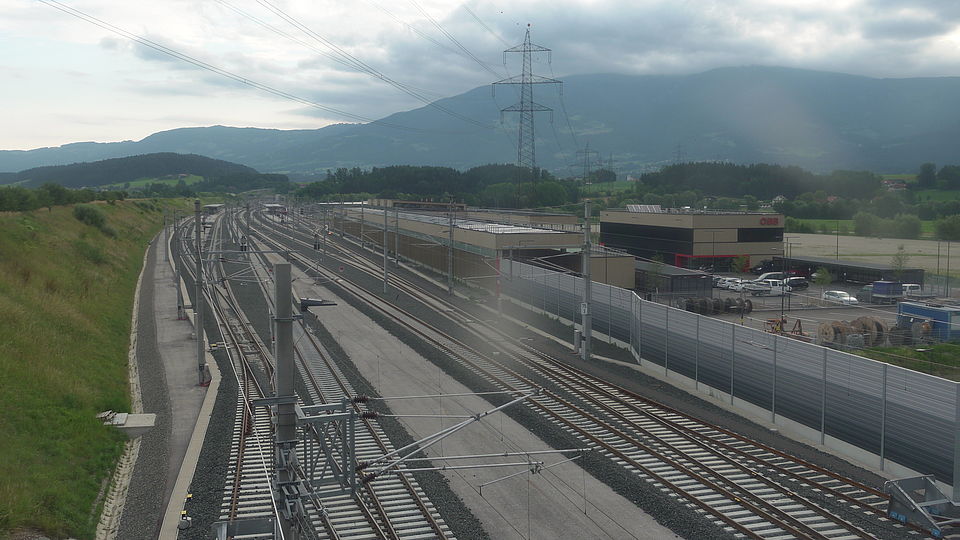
[158,225,223,538]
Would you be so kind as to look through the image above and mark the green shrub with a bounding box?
[892,214,921,239]
[73,204,105,228]
[784,217,814,233]
[936,215,960,241]
[853,211,881,236]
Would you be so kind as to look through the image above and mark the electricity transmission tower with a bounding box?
[577,142,599,184]
[493,24,560,180]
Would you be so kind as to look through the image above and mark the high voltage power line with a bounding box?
[408,0,506,79]
[37,0,428,131]
[249,0,496,130]
[38,0,498,134]
[463,4,511,48]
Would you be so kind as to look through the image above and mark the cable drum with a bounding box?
[817,322,838,345]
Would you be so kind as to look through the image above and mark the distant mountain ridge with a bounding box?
[6,66,960,175]
[3,152,256,188]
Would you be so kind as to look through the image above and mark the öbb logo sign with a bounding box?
[759,217,779,226]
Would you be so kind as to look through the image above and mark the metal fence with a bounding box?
[502,259,958,486]
[926,274,955,299]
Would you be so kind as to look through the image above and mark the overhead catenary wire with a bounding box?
[251,0,496,130]
[408,0,506,79]
[37,0,434,133]
[463,4,511,48]
[366,0,488,83]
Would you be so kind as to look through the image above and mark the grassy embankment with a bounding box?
[102,174,203,190]
[0,199,190,539]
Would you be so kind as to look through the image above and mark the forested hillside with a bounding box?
[4,152,256,188]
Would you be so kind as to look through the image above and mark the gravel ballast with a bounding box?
[117,241,171,540]
[300,231,914,540]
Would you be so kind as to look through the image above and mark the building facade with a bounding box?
[600,207,784,270]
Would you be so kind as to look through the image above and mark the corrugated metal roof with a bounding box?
[777,254,922,272]
[368,208,568,235]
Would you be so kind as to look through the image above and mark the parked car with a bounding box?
[902,283,936,299]
[822,290,858,305]
[745,279,786,296]
[724,278,744,291]
[717,277,739,289]
[783,277,809,291]
[750,260,776,275]
[756,272,786,282]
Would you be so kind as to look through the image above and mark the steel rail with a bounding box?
[251,209,903,539]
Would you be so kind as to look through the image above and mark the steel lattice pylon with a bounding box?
[493,25,561,174]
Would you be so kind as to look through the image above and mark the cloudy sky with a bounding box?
[3,0,960,150]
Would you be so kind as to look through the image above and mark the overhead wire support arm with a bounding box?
[359,389,541,482]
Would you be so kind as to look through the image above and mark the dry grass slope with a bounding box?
[0,199,189,539]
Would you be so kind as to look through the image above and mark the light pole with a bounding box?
[781,238,800,327]
[582,200,593,361]
[710,230,718,271]
[194,200,205,385]
[835,220,840,261]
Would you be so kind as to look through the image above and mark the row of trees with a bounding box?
[852,212,922,239]
[637,163,882,200]
[136,173,291,198]
[917,163,960,190]
[0,183,127,212]
[294,164,579,209]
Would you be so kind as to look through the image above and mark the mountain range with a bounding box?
[5,66,960,176]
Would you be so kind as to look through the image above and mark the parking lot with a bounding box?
[708,274,900,335]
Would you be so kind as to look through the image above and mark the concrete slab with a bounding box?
[289,265,677,540]
[104,413,157,439]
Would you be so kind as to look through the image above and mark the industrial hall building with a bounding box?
[600,205,785,271]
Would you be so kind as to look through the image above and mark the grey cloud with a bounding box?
[861,15,955,40]
[99,37,122,50]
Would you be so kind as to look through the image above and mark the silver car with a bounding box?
[822,290,858,305]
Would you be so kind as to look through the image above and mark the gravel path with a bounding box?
[117,240,171,539]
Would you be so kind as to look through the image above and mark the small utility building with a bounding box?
[634,260,713,298]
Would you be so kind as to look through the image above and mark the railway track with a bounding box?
[175,210,454,539]
[247,206,922,540]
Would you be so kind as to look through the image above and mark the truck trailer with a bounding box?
[897,302,960,342]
